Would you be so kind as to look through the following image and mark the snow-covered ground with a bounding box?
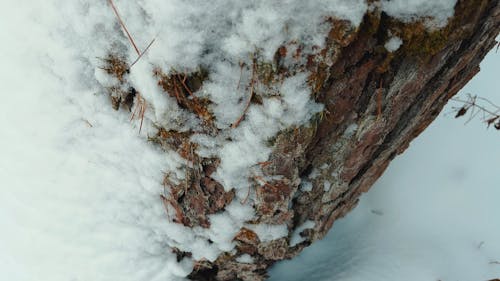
[269,50,500,281]
[0,0,497,281]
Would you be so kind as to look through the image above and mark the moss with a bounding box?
[387,0,489,60]
[389,20,450,59]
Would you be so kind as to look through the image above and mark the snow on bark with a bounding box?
[26,0,500,280]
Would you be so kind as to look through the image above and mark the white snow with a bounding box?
[236,254,255,264]
[247,224,289,243]
[385,36,403,52]
[381,0,458,27]
[0,3,191,281]
[323,180,332,192]
[300,180,314,192]
[290,221,316,247]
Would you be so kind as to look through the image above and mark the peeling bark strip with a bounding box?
[101,0,499,280]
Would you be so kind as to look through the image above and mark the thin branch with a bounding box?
[477,96,500,111]
[451,97,499,117]
[129,38,156,69]
[451,94,500,129]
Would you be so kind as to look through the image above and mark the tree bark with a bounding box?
[103,0,499,280]
[186,1,500,280]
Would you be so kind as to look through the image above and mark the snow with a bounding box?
[300,180,314,192]
[247,223,289,243]
[385,36,403,52]
[236,254,255,264]
[268,49,500,281]
[323,180,332,192]
[1,0,487,280]
[380,0,458,27]
[290,221,316,247]
[0,4,191,281]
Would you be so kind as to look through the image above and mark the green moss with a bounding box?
[390,21,450,59]
[387,0,488,60]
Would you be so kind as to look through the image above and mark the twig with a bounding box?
[129,38,156,68]
[237,61,245,90]
[179,74,195,98]
[257,161,272,168]
[451,94,500,129]
[477,96,500,111]
[253,176,276,190]
[160,194,186,225]
[452,97,499,118]
[107,0,141,56]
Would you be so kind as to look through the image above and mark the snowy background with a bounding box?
[0,1,498,281]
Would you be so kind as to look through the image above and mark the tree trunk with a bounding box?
[189,1,499,280]
[104,0,499,280]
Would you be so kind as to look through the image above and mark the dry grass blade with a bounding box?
[240,187,251,205]
[139,102,147,133]
[254,176,276,190]
[179,74,195,98]
[257,161,272,168]
[130,94,147,133]
[82,119,93,128]
[129,38,156,69]
[160,194,187,225]
[232,62,256,128]
[108,0,141,56]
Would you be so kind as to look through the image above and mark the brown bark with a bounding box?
[188,1,499,280]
